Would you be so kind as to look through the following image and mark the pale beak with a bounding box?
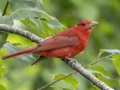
[89,21,99,28]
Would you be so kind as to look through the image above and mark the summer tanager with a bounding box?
[2,20,98,65]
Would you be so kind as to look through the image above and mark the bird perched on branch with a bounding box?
[2,20,98,65]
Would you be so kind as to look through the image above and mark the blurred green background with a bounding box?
[0,0,120,90]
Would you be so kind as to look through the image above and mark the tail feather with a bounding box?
[2,46,38,60]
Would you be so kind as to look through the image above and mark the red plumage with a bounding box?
[2,20,98,64]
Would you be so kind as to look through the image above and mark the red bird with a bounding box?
[2,20,98,65]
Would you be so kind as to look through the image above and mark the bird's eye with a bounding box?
[81,23,86,26]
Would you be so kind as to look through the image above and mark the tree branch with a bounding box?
[0,24,43,44]
[0,24,114,90]
[64,58,114,90]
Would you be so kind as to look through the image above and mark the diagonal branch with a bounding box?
[0,24,114,90]
[63,58,114,90]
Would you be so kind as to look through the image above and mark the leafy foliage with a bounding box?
[53,74,78,90]
[88,65,120,88]
[11,7,67,38]
[0,0,120,90]
[100,49,120,76]
[0,84,6,90]
[112,54,120,75]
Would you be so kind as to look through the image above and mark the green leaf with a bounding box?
[30,17,43,30]
[11,9,42,30]
[47,18,67,29]
[11,7,52,20]
[40,20,54,38]
[87,65,120,87]
[0,16,13,25]
[23,7,54,20]
[50,86,70,90]
[11,9,31,20]
[62,88,71,90]
[53,74,65,80]
[112,54,120,75]
[22,7,66,29]
[87,65,112,77]
[21,18,42,36]
[100,49,105,54]
[0,32,8,48]
[100,49,120,54]
[0,57,4,77]
[9,0,36,11]
[11,8,66,38]
[0,84,6,90]
[0,0,7,16]
[12,10,43,33]
[53,74,78,90]
[28,11,43,30]
[2,43,35,63]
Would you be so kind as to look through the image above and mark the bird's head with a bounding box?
[76,20,99,32]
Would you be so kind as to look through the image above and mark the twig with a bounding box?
[2,1,9,16]
[84,54,114,68]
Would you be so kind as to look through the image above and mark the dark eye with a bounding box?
[81,23,86,26]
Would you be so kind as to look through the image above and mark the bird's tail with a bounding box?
[2,46,38,60]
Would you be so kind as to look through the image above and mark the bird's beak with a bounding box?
[89,21,99,28]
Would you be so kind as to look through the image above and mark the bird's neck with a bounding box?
[74,28,92,48]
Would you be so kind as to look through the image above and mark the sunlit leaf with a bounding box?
[11,8,66,38]
[40,20,54,38]
[0,16,13,25]
[53,74,78,90]
[2,43,35,63]
[30,17,43,30]
[28,11,43,30]
[112,54,120,75]
[100,49,105,54]
[11,10,43,30]
[0,84,6,90]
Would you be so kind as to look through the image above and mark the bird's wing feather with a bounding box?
[32,35,80,52]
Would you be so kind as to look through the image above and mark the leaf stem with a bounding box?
[85,54,114,68]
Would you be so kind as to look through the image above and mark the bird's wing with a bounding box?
[32,35,80,52]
